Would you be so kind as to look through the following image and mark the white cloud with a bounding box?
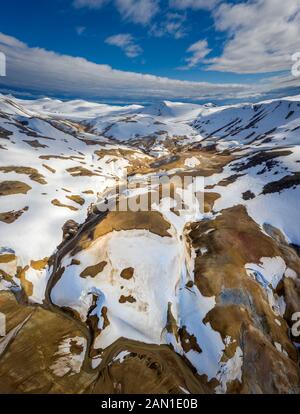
[76,26,86,35]
[73,0,107,9]
[0,32,260,101]
[206,0,300,74]
[181,39,211,69]
[0,32,25,48]
[169,0,220,11]
[73,0,159,25]
[105,33,142,57]
[115,0,159,25]
[150,12,187,39]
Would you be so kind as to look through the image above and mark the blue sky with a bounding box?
[0,0,231,80]
[0,0,299,103]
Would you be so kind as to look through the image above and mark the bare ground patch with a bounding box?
[0,180,32,196]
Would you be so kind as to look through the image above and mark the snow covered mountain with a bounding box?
[0,93,300,394]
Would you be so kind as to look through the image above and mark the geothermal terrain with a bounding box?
[0,93,300,393]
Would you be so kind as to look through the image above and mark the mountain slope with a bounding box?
[0,94,300,394]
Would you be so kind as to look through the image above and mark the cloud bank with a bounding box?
[0,32,298,102]
[0,32,257,101]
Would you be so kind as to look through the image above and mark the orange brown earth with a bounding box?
[0,95,300,394]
